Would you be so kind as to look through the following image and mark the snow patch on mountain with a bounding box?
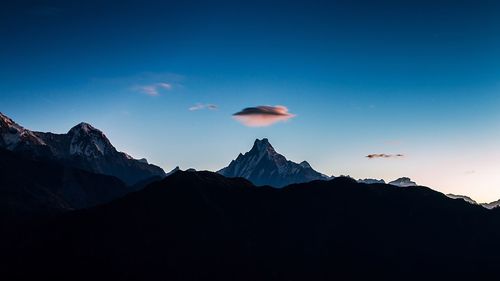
[0,112,46,149]
[358,178,386,184]
[389,177,418,187]
[446,194,478,205]
[0,113,166,185]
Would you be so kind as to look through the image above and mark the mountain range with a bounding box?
[1,113,494,209]
[0,112,165,185]
[4,113,500,279]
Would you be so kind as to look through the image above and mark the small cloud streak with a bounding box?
[136,82,172,96]
[366,153,404,159]
[233,105,295,127]
[189,103,218,111]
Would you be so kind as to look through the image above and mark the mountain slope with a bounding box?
[5,171,500,281]
[0,113,165,184]
[218,138,328,187]
[446,194,478,205]
[0,148,129,220]
[481,199,500,209]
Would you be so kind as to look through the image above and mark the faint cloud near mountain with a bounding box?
[366,153,404,159]
[233,105,295,127]
[189,103,218,111]
[88,72,184,96]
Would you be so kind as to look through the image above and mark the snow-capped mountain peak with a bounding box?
[389,177,418,187]
[0,113,165,184]
[250,138,278,157]
[218,138,328,187]
[358,178,386,184]
[68,122,101,136]
[67,122,114,158]
[70,122,95,134]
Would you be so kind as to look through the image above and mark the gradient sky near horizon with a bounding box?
[2,0,500,201]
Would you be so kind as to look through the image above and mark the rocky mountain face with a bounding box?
[0,113,165,185]
[358,178,386,184]
[388,177,418,187]
[218,138,328,187]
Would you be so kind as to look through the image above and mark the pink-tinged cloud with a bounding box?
[137,82,173,96]
[189,103,218,111]
[233,105,296,127]
[366,153,404,159]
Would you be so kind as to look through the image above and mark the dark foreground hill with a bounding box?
[4,171,500,281]
[0,148,129,219]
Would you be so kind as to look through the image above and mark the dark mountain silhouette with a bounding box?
[0,112,165,184]
[5,170,500,281]
[0,148,128,224]
[218,138,328,187]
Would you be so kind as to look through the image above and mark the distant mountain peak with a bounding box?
[299,161,311,169]
[389,177,417,187]
[166,166,180,176]
[68,122,100,135]
[218,138,328,187]
[250,138,276,155]
[358,178,386,184]
[67,122,112,158]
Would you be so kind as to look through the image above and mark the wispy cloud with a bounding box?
[189,103,218,111]
[366,153,404,159]
[136,82,173,96]
[233,105,295,127]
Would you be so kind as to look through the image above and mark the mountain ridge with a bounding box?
[0,112,165,185]
[218,138,329,187]
[4,170,499,281]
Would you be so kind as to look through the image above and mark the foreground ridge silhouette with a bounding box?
[3,170,500,281]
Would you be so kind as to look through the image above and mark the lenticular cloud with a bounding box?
[233,105,295,127]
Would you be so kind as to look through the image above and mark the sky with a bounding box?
[1,0,500,202]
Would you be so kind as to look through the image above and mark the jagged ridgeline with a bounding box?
[218,138,330,187]
[0,112,165,185]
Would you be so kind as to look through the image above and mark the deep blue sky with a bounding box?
[2,0,500,201]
